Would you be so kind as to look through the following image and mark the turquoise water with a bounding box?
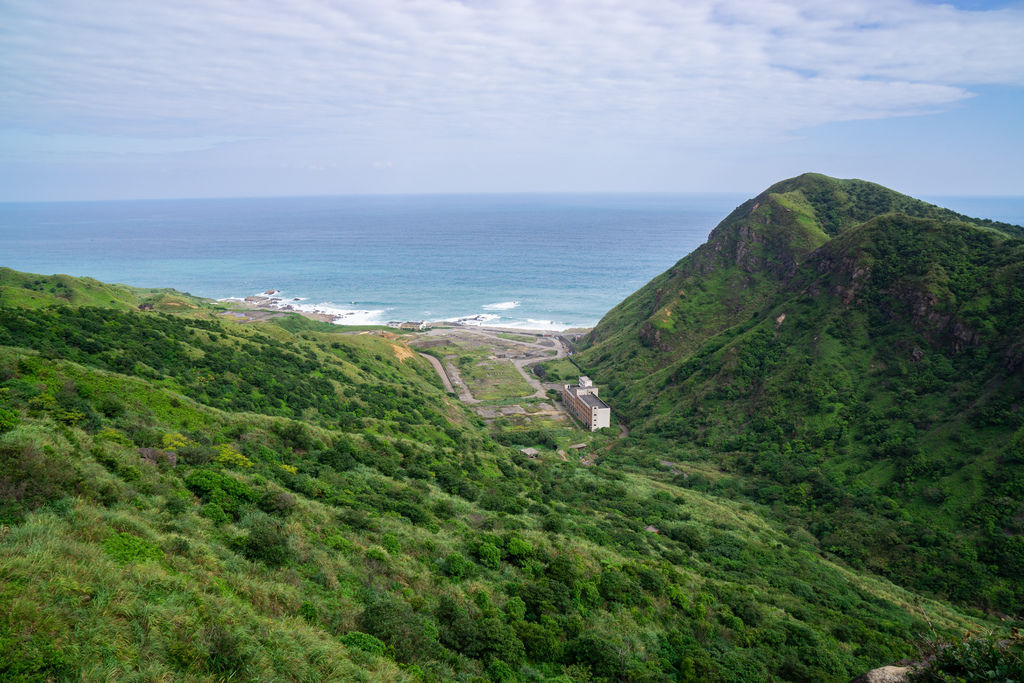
[2,193,1022,330]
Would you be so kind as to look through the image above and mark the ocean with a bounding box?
[2,193,1022,330]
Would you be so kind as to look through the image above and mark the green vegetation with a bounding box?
[1,172,1021,681]
[577,173,1024,616]
[456,353,533,401]
[417,339,535,402]
[497,333,538,344]
[534,357,580,382]
[0,266,215,314]
[0,272,977,681]
[908,628,1024,681]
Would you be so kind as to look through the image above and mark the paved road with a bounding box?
[416,352,454,393]
[460,327,570,399]
[443,359,478,404]
[415,326,571,405]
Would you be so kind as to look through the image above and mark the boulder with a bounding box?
[849,665,910,683]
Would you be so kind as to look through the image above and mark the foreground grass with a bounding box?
[0,278,1007,680]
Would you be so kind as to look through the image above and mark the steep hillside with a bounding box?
[576,175,1024,614]
[0,268,999,681]
[579,173,1023,383]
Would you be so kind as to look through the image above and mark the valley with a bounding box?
[1,174,1022,681]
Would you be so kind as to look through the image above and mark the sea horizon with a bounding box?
[3,192,1023,331]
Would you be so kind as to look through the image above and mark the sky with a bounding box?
[1,0,1023,200]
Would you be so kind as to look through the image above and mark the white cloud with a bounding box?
[0,0,1021,189]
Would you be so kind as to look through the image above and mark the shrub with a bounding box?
[341,631,388,656]
[505,535,533,565]
[164,490,191,516]
[203,621,251,676]
[665,523,708,551]
[365,546,389,563]
[216,443,253,468]
[241,514,292,567]
[597,569,642,605]
[184,469,258,518]
[0,442,78,523]
[517,621,563,661]
[177,444,215,465]
[909,630,1024,681]
[541,512,564,533]
[202,502,230,525]
[103,532,162,564]
[381,532,401,554]
[565,633,623,678]
[477,541,502,569]
[443,551,473,580]
[0,633,76,680]
[358,598,441,663]
[487,659,517,681]
[0,408,19,433]
[259,489,297,515]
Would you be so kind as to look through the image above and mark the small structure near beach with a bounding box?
[561,376,611,431]
[387,320,429,331]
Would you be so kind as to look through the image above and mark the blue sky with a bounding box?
[1,0,1022,200]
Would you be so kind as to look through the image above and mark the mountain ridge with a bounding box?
[580,173,1023,373]
[575,173,1024,614]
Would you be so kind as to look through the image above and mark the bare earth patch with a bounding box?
[390,343,415,362]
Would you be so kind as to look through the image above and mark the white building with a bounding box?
[561,376,611,431]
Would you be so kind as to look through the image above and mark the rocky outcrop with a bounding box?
[849,665,910,683]
[639,322,671,352]
[138,448,177,467]
[807,251,871,305]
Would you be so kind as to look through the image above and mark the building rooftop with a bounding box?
[578,392,609,409]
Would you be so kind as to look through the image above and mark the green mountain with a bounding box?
[0,266,1006,681]
[576,173,1024,613]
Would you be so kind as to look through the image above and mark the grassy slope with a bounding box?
[0,267,217,314]
[578,174,1022,384]
[573,174,1024,614]
[0,268,998,681]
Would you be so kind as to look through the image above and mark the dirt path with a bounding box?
[417,352,454,393]
[472,328,569,400]
[581,422,631,466]
[606,423,629,450]
[443,358,478,404]
[511,357,548,398]
[413,325,575,407]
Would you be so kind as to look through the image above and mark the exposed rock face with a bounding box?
[808,252,871,305]
[137,448,177,467]
[849,665,910,683]
[639,322,671,351]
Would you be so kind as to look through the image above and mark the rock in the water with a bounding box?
[849,665,910,683]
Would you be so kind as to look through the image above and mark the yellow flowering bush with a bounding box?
[217,443,253,468]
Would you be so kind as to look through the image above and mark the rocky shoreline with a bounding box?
[223,290,594,334]
[223,291,354,324]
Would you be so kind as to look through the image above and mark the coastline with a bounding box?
[221,291,590,333]
[220,292,376,325]
[221,292,591,335]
